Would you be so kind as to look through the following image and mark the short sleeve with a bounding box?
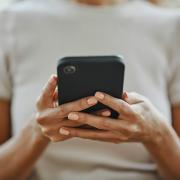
[168,15,180,105]
[0,8,12,100]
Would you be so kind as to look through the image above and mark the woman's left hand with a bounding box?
[60,92,166,145]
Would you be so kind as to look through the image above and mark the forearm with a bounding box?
[144,122,180,180]
[0,117,49,180]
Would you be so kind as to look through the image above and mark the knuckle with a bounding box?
[42,127,55,135]
[41,127,49,136]
[50,133,66,142]
[131,124,140,133]
[102,119,116,130]
[58,106,66,116]
[117,125,130,136]
[41,127,47,133]
[101,119,110,128]
[119,135,129,141]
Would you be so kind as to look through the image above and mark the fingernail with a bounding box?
[102,111,111,116]
[59,128,70,135]
[87,97,98,105]
[68,113,79,120]
[95,92,104,100]
[123,92,128,100]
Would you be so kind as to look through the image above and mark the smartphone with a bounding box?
[57,55,125,118]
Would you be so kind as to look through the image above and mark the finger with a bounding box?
[36,108,83,126]
[95,92,134,117]
[94,109,111,117]
[44,131,70,142]
[122,91,128,101]
[53,87,58,102]
[36,108,63,125]
[50,136,70,142]
[59,127,118,142]
[68,112,114,130]
[58,96,98,117]
[37,75,57,110]
[53,88,59,108]
[39,120,82,139]
[36,96,98,125]
[42,74,57,100]
[67,112,139,134]
[40,125,60,137]
[124,92,145,105]
[60,119,84,127]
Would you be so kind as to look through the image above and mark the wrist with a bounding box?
[26,114,50,147]
[144,120,178,155]
[144,120,170,148]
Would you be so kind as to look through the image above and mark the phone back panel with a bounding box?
[57,56,125,118]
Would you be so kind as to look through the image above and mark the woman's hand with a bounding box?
[35,75,111,142]
[59,91,166,145]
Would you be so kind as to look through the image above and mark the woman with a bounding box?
[0,0,180,179]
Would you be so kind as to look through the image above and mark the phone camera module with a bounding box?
[63,65,76,74]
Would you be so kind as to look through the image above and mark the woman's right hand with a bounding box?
[35,75,110,142]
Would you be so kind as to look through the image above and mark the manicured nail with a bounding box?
[59,128,70,135]
[95,92,104,100]
[87,97,98,105]
[102,111,111,116]
[68,113,79,120]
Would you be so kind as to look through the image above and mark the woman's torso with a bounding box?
[2,0,176,179]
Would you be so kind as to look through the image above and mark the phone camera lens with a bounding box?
[63,65,76,74]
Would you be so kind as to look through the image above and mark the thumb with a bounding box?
[37,74,58,110]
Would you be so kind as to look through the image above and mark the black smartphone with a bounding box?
[57,55,125,118]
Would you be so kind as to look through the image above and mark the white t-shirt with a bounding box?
[0,0,180,179]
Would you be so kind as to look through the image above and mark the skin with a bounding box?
[60,92,180,179]
[0,75,111,179]
[0,75,180,180]
[0,100,11,144]
[0,0,179,179]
